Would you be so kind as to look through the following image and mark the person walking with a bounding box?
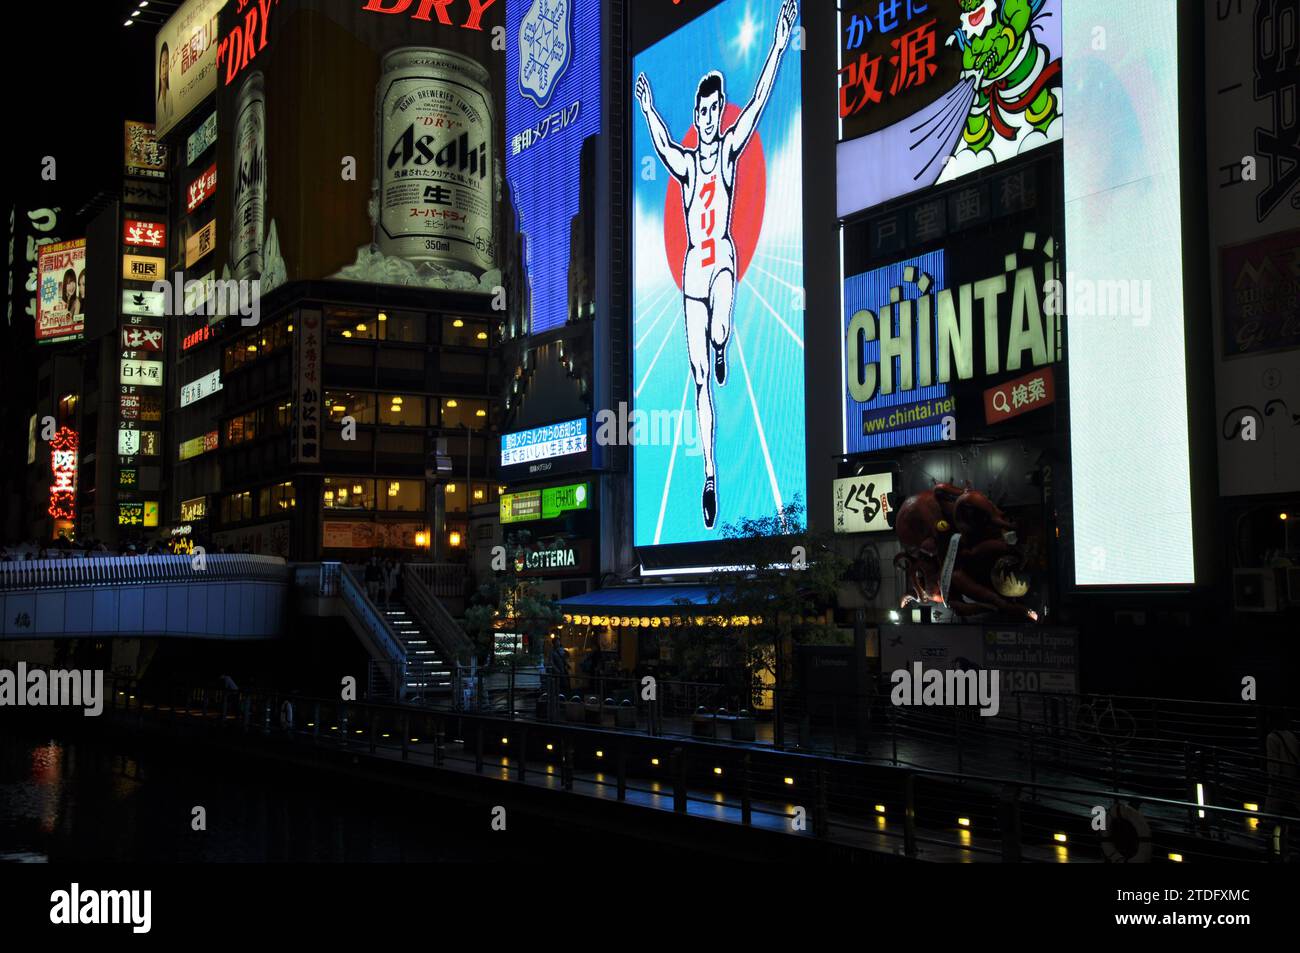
[364,557,381,602]
[382,557,397,608]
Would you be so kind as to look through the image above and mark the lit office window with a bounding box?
[381,480,423,513]
[323,477,376,510]
[326,392,376,425]
[378,311,427,344]
[326,307,378,341]
[379,394,426,427]
[441,398,489,430]
[442,316,491,348]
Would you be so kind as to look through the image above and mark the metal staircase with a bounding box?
[381,599,453,700]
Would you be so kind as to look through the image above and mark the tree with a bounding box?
[678,498,849,709]
[462,531,565,664]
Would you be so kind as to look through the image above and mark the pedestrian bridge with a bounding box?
[0,555,290,640]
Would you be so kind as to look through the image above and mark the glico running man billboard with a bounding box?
[632,0,806,549]
[837,0,1063,216]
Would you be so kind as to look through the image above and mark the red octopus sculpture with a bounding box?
[892,482,1038,622]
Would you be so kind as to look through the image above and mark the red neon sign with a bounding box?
[48,427,78,521]
[183,325,215,351]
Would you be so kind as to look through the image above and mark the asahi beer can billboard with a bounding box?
[212,0,503,294]
[231,71,266,281]
[377,47,497,274]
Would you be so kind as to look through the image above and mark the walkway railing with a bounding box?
[0,554,289,591]
[99,677,1300,863]
[404,562,466,600]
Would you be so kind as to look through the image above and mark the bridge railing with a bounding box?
[101,677,1300,863]
[0,554,290,591]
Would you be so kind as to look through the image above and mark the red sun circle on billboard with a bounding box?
[663,103,766,292]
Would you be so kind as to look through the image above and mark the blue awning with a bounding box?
[556,585,724,611]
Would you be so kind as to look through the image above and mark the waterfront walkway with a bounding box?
[99,684,1290,864]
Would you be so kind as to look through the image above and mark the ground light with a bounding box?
[783,777,794,786]
[1168,853,1184,863]
[713,767,723,776]
[957,817,971,827]
[1054,833,1068,844]
[651,758,659,766]
[874,804,886,814]
[1244,802,1259,811]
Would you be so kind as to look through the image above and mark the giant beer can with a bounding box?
[377,47,496,274]
[232,70,266,281]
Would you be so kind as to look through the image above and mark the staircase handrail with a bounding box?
[402,563,475,663]
[337,562,407,667]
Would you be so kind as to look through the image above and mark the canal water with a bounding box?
[0,720,620,862]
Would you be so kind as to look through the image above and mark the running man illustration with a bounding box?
[635,0,798,530]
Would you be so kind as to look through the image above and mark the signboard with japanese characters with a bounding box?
[179,370,223,407]
[832,472,893,534]
[842,213,1062,454]
[293,310,322,464]
[120,359,164,388]
[118,501,160,528]
[178,431,220,461]
[121,327,165,353]
[123,178,168,209]
[187,163,218,212]
[123,219,167,249]
[983,367,1056,425]
[122,289,167,318]
[500,482,590,525]
[125,121,169,179]
[118,428,161,457]
[119,394,162,424]
[123,255,166,283]
[36,239,86,343]
[185,220,217,267]
[47,428,78,522]
[506,0,603,334]
[499,418,591,482]
[836,0,1062,216]
[187,111,219,165]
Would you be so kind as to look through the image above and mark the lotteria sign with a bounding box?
[513,539,591,576]
[843,228,1062,454]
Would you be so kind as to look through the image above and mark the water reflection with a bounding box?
[0,726,621,862]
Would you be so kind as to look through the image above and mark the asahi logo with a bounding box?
[387,125,489,179]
